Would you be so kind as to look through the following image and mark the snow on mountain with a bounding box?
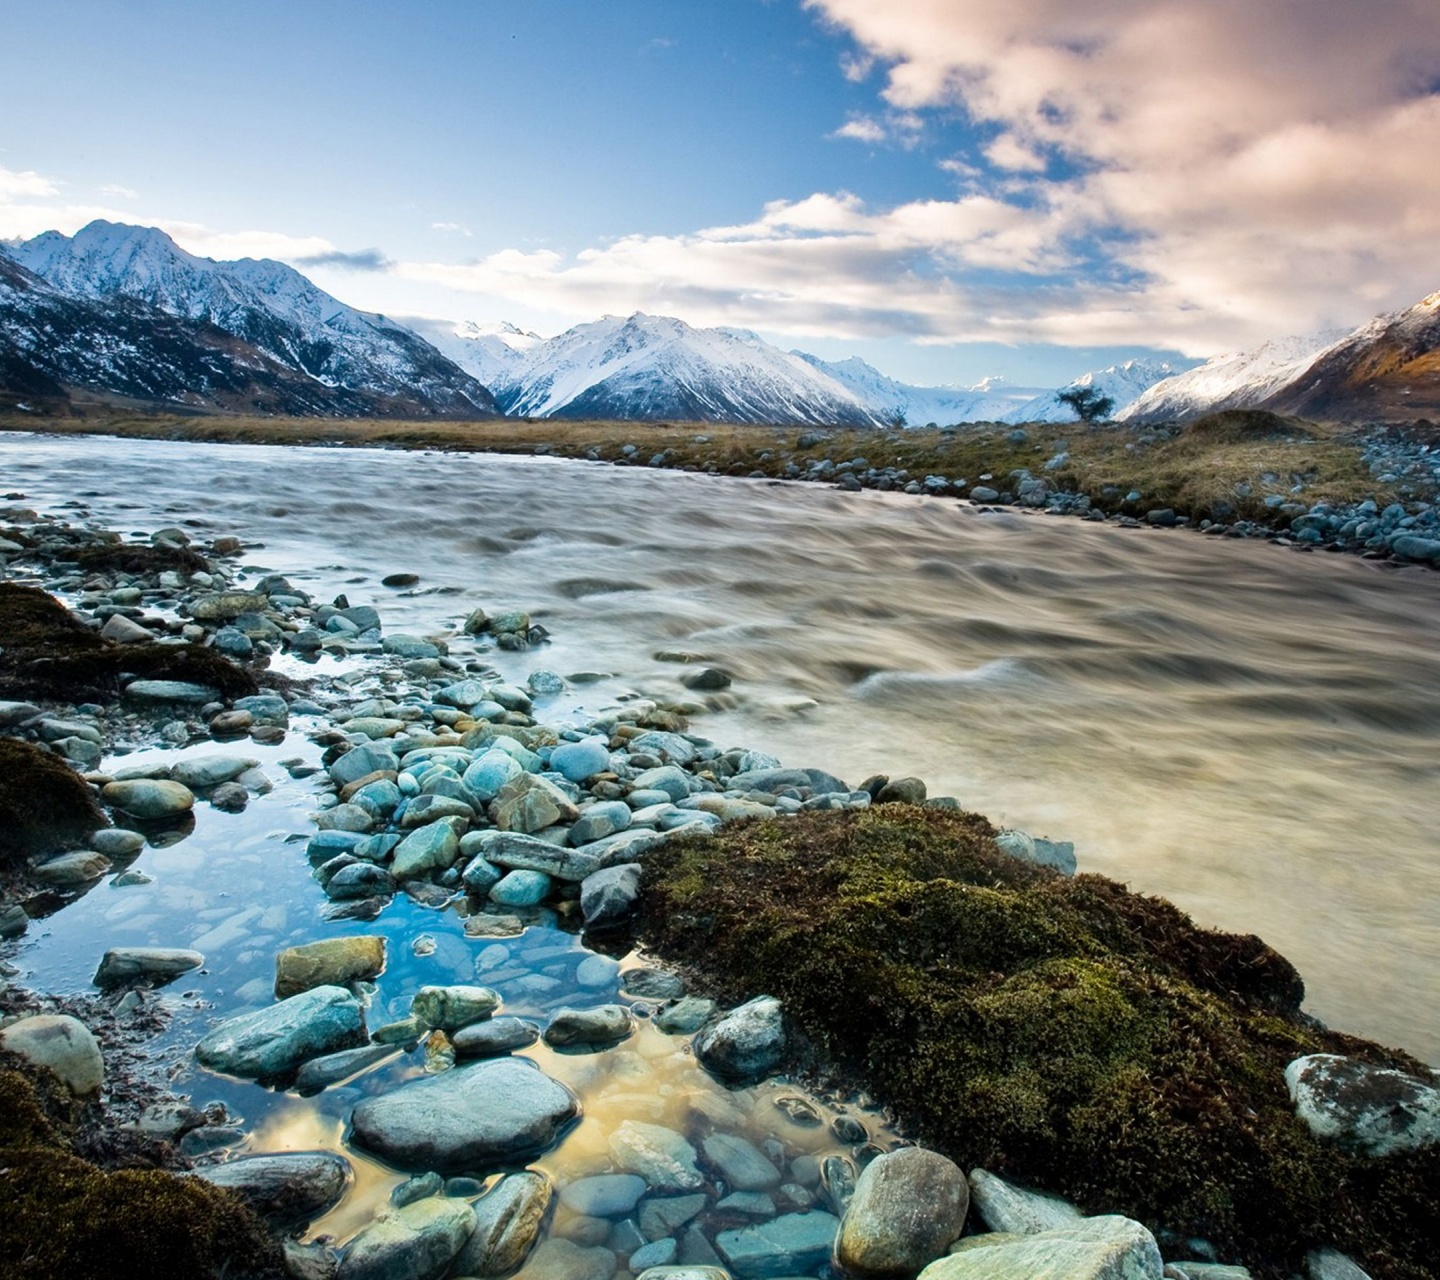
[1004,359,1184,424]
[792,352,1044,425]
[488,313,884,424]
[8,221,496,416]
[1119,332,1350,424]
[404,317,543,392]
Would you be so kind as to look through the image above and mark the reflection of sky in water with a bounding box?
[6,436,1440,1061]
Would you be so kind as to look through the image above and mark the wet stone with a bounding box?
[693,996,787,1082]
[715,1211,841,1280]
[455,1171,554,1277]
[655,996,717,1035]
[411,984,501,1031]
[101,778,196,820]
[275,935,387,999]
[195,984,367,1081]
[920,1215,1162,1280]
[702,1133,782,1191]
[609,1120,705,1192]
[195,1151,351,1229]
[835,1147,970,1277]
[337,1195,477,1280]
[967,1170,1081,1236]
[621,968,687,1000]
[561,1174,649,1217]
[544,1004,636,1049]
[452,1016,541,1058]
[295,1043,398,1093]
[94,946,204,989]
[581,863,644,928]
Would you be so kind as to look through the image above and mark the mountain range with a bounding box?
[2,220,1437,426]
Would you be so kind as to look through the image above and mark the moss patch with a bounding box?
[0,737,106,866]
[0,583,256,702]
[638,807,1439,1278]
[0,1056,282,1279]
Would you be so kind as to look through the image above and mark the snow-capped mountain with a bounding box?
[1119,332,1349,424]
[792,353,1045,425]
[1004,359,1184,424]
[0,253,433,415]
[457,312,886,425]
[404,318,544,392]
[1263,293,1440,422]
[6,221,496,416]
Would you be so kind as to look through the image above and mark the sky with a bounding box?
[3,0,1439,387]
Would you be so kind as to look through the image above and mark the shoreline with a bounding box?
[0,489,1434,1278]
[3,409,1439,571]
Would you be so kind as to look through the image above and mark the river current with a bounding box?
[4,431,1437,1073]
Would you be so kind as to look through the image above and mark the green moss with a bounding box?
[0,583,257,702]
[639,806,1439,1279]
[0,737,106,865]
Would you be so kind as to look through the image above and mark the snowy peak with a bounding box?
[9,220,496,416]
[1004,359,1183,424]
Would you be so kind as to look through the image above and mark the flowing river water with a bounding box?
[2,432,1439,1258]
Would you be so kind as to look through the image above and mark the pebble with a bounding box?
[101,778,196,819]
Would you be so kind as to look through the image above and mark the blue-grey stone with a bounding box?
[337,1195,476,1280]
[463,748,525,802]
[195,985,367,1080]
[551,738,612,783]
[330,743,399,787]
[560,1174,648,1217]
[491,869,553,907]
[580,863,643,929]
[544,1005,635,1049]
[630,767,694,802]
[392,818,463,879]
[693,997,787,1082]
[452,1016,541,1058]
[715,1212,841,1279]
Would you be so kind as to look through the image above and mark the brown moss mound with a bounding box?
[1184,409,1316,443]
[0,738,106,866]
[73,542,210,576]
[0,583,256,702]
[639,807,1439,1279]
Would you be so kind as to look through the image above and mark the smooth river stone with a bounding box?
[338,1195,478,1280]
[835,1147,969,1277]
[560,1174,648,1217]
[452,1016,541,1058]
[195,1151,352,1228]
[608,1120,704,1192]
[411,984,501,1031]
[170,754,260,789]
[0,1014,105,1094]
[692,996,788,1082]
[716,1211,841,1279]
[274,935,386,998]
[967,1170,1081,1236]
[454,1171,554,1276]
[195,984,367,1080]
[350,1057,578,1173]
[94,946,204,989]
[918,1215,1163,1280]
[101,778,196,820]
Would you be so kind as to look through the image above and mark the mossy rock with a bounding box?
[0,583,257,703]
[73,542,210,577]
[0,737,106,866]
[638,807,1439,1279]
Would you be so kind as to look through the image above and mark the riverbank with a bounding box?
[0,506,1435,1280]
[3,408,1439,566]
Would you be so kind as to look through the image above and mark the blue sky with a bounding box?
[3,0,1438,386]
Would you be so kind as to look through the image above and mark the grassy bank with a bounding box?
[0,407,1421,528]
[638,806,1439,1279]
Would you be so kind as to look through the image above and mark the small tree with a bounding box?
[887,409,908,430]
[1056,386,1115,423]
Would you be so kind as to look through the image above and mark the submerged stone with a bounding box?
[715,1211,841,1279]
[195,1151,351,1229]
[195,984,367,1080]
[337,1195,477,1280]
[454,1171,553,1276]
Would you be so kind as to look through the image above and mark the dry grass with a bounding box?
[0,408,1414,525]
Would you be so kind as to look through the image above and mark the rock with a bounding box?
[101,613,153,643]
[196,1151,351,1229]
[392,818,464,879]
[33,850,111,885]
[581,863,643,928]
[275,936,386,998]
[715,1211,842,1279]
[969,486,1000,502]
[494,773,581,833]
[326,862,395,900]
[210,780,249,811]
[693,996,787,1082]
[561,1174,648,1217]
[727,766,850,796]
[636,1270,731,1280]
[0,903,28,939]
[329,743,400,788]
[0,1014,104,1093]
[514,1238,616,1280]
[94,946,204,989]
[639,1195,708,1241]
[337,1195,477,1280]
[295,1043,399,1092]
[609,1120,705,1192]
[1285,1054,1440,1157]
[473,829,601,882]
[621,968,686,1000]
[967,1171,1081,1235]
[656,996,717,1034]
[463,748,526,802]
[351,1057,578,1172]
[0,700,41,728]
[453,1016,541,1058]
[544,1005,636,1048]
[570,801,633,846]
[90,827,145,856]
[412,984,501,1031]
[1166,1266,1254,1280]
[123,679,220,704]
[491,869,554,907]
[1390,535,1440,565]
[400,794,475,829]
[630,766,695,802]
[552,738,612,782]
[719,1192,775,1218]
[917,1215,1162,1280]
[993,831,1077,876]
[633,1240,681,1270]
[101,778,196,820]
[234,693,289,726]
[703,1133,782,1191]
[1305,1248,1373,1280]
[680,668,732,692]
[455,1171,553,1276]
[171,754,259,789]
[195,984,367,1080]
[835,1148,969,1276]
[191,590,268,621]
[875,777,927,805]
[628,731,698,765]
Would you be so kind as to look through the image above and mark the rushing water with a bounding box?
[4,432,1438,1080]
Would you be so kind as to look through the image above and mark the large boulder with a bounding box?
[454,1171,553,1276]
[338,1195,477,1280]
[917,1215,1162,1280]
[967,1170,1081,1235]
[1285,1054,1440,1158]
[0,1014,104,1094]
[835,1148,969,1276]
[350,1057,578,1173]
[195,1151,351,1229]
[275,936,386,998]
[195,985,367,1080]
[693,996,787,1082]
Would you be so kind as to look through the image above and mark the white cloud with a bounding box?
[805,0,1440,345]
[0,166,60,200]
[832,116,887,144]
[839,51,874,82]
[432,221,473,237]
[100,184,139,200]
